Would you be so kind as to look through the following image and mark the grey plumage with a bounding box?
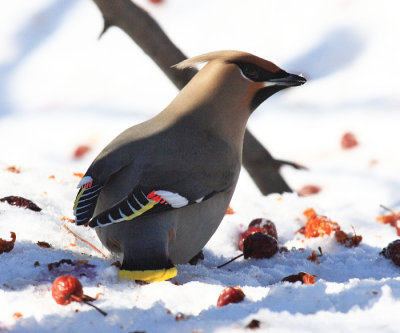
[73,50,306,281]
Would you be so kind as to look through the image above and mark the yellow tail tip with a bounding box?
[118,267,178,283]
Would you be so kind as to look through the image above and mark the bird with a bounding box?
[73,50,306,282]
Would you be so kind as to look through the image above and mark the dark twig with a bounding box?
[217,253,244,269]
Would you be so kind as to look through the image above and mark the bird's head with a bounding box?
[175,50,306,112]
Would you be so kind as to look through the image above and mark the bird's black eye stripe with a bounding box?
[238,62,260,81]
[235,62,287,82]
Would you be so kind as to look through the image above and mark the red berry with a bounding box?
[0,196,41,212]
[298,185,321,197]
[238,227,263,251]
[382,240,400,266]
[73,145,91,159]
[248,218,278,240]
[281,272,316,285]
[52,276,108,316]
[341,132,358,149]
[243,233,278,259]
[149,0,163,3]
[52,275,84,305]
[217,286,245,307]
[0,232,16,254]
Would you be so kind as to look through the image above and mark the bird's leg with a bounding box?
[188,250,205,265]
[116,218,178,282]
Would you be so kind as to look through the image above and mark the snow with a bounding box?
[1,0,400,331]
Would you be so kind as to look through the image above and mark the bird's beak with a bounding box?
[269,73,307,87]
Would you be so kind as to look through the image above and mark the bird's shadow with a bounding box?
[0,239,108,291]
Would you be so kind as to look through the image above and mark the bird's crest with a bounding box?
[174,50,281,73]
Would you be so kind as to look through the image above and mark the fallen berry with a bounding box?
[0,232,16,254]
[52,275,107,316]
[243,233,278,259]
[341,132,358,149]
[248,218,278,240]
[281,272,316,285]
[381,240,400,266]
[376,205,400,236]
[61,216,75,223]
[307,247,323,264]
[13,312,23,319]
[301,208,340,238]
[73,145,91,159]
[73,172,84,178]
[246,319,261,329]
[6,166,20,174]
[52,275,84,306]
[298,185,321,196]
[238,227,263,251]
[0,196,41,212]
[217,286,245,307]
[175,313,190,321]
[335,230,362,247]
[37,241,52,249]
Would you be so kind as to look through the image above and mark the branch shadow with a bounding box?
[0,0,79,116]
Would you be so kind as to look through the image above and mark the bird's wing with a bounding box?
[87,186,216,228]
[73,176,105,225]
[74,124,239,227]
[73,126,146,226]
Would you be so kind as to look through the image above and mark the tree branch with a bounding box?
[90,0,298,195]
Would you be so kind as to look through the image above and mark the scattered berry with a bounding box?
[52,275,107,316]
[0,232,16,254]
[217,286,245,307]
[246,319,261,329]
[73,145,91,159]
[52,275,84,306]
[12,312,23,319]
[73,172,85,178]
[175,313,190,321]
[381,240,400,266]
[0,196,41,212]
[61,216,75,223]
[243,233,278,259]
[307,247,323,264]
[376,205,400,236]
[335,230,362,247]
[298,185,321,196]
[301,208,340,238]
[341,132,358,149]
[238,227,263,251]
[248,218,278,240]
[6,166,20,174]
[281,272,316,285]
[37,241,52,249]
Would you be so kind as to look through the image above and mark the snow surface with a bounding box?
[1,0,400,332]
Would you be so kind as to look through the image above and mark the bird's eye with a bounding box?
[244,65,259,79]
[237,63,260,81]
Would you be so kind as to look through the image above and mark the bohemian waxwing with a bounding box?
[73,50,306,282]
